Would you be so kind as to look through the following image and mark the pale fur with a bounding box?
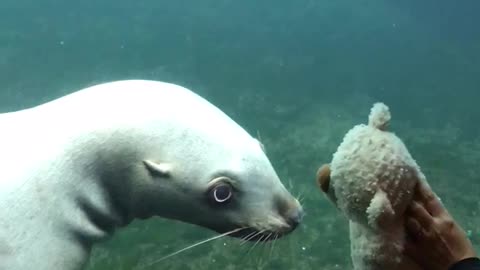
[0,80,300,270]
[325,103,426,270]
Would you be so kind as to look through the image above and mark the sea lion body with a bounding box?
[0,80,302,270]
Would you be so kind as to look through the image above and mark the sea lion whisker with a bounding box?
[240,229,266,246]
[240,230,262,245]
[236,230,263,264]
[297,194,304,204]
[269,233,278,259]
[259,233,272,254]
[296,187,306,203]
[239,230,258,245]
[257,239,270,269]
[265,232,272,241]
[267,232,276,260]
[287,178,294,190]
[261,233,273,263]
[137,227,245,269]
[246,234,265,256]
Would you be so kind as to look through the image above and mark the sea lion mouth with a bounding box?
[229,228,288,242]
[211,223,297,242]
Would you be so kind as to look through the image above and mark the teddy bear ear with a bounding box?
[316,164,331,193]
[368,102,391,131]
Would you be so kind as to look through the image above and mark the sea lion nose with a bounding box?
[276,193,304,231]
[285,205,304,229]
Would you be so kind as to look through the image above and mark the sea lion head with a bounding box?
[138,136,304,242]
[90,83,306,242]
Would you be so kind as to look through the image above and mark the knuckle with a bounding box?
[424,191,436,203]
[443,218,455,229]
[411,201,421,211]
[423,228,435,239]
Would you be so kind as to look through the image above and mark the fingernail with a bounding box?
[411,201,422,210]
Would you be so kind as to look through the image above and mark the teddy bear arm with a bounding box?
[366,189,395,229]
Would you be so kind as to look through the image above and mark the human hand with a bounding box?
[404,180,477,270]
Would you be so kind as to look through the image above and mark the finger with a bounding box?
[416,181,445,217]
[405,217,423,240]
[407,201,434,229]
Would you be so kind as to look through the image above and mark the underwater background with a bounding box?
[1,0,479,269]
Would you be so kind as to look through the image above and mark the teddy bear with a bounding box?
[316,102,428,270]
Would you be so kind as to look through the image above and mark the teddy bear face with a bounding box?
[319,124,422,229]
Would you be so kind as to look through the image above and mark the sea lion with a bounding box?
[0,80,303,270]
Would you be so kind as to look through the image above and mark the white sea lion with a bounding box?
[0,80,303,270]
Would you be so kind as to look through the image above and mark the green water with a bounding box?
[1,0,479,269]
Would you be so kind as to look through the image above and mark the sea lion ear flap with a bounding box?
[143,160,173,178]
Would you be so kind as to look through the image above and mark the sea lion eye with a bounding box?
[210,183,233,204]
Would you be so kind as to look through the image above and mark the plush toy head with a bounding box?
[316,103,425,229]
